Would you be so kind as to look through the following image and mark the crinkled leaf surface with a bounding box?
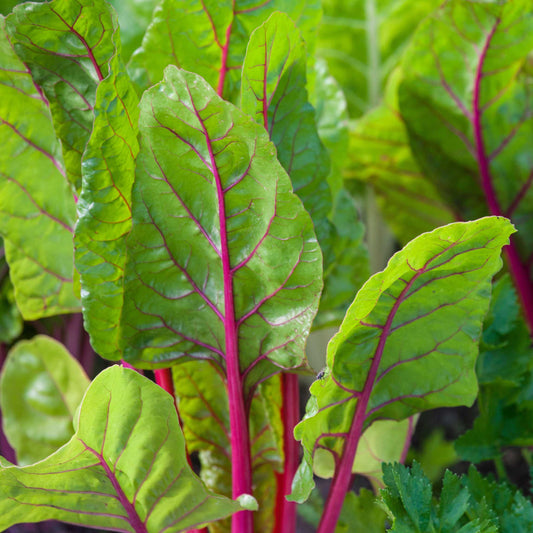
[241,13,368,328]
[291,217,513,501]
[0,365,252,532]
[346,69,455,245]
[129,0,321,101]
[6,0,117,191]
[171,362,283,533]
[75,24,139,360]
[119,66,322,391]
[318,0,441,116]
[399,0,533,290]
[0,16,79,319]
[0,335,89,466]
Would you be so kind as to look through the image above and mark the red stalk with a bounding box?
[471,21,533,337]
[273,373,300,533]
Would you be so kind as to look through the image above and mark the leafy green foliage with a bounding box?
[0,335,89,465]
[0,16,79,319]
[382,462,533,532]
[292,217,514,501]
[456,275,533,462]
[119,66,322,387]
[0,365,253,532]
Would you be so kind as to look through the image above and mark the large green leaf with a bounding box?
[0,365,254,532]
[398,0,533,318]
[0,335,89,466]
[0,16,79,319]
[6,0,118,191]
[172,362,283,533]
[119,66,322,391]
[0,240,21,343]
[318,0,441,117]
[291,217,513,502]
[241,12,368,328]
[128,0,321,101]
[346,69,456,245]
[75,21,139,360]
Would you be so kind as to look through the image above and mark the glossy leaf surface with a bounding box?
[0,335,89,466]
[292,217,513,501]
[0,366,252,532]
[129,0,321,101]
[0,17,79,319]
[6,0,117,190]
[75,24,139,360]
[120,66,322,390]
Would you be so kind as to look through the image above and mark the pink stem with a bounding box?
[399,416,415,464]
[471,22,533,337]
[273,373,299,533]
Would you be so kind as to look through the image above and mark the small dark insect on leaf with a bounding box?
[317,369,326,380]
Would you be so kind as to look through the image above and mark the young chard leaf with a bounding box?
[398,0,533,331]
[129,0,321,101]
[75,20,139,360]
[6,0,118,191]
[291,217,513,532]
[0,16,79,319]
[241,12,369,328]
[119,65,322,531]
[0,335,89,466]
[0,366,253,532]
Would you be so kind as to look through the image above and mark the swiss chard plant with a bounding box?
[0,1,531,533]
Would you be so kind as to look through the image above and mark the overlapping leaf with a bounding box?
[0,17,79,319]
[318,0,441,116]
[241,13,368,328]
[398,0,533,306]
[0,335,89,465]
[346,70,455,244]
[6,0,118,191]
[0,366,253,532]
[0,240,21,343]
[75,23,139,360]
[128,0,321,101]
[291,217,513,501]
[172,362,283,533]
[119,66,322,392]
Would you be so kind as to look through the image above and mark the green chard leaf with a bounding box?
[0,239,22,343]
[291,217,514,502]
[0,366,252,532]
[241,12,368,328]
[120,65,323,389]
[398,0,533,308]
[128,0,321,101]
[0,16,79,319]
[318,0,441,116]
[171,362,283,533]
[346,69,456,245]
[6,0,118,191]
[0,335,89,466]
[75,19,139,360]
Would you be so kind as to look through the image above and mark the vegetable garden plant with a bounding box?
[0,0,532,532]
